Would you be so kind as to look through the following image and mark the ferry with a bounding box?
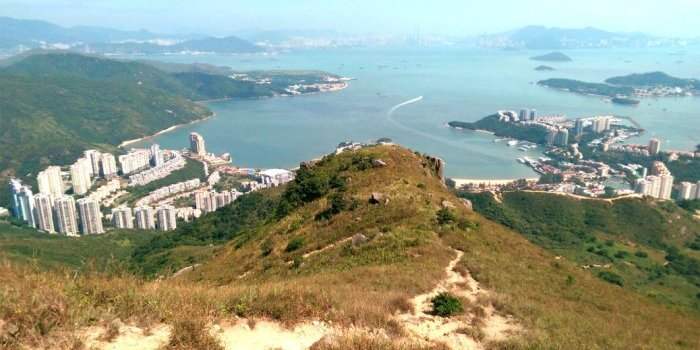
[507,140,519,147]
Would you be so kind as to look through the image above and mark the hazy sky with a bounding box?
[1,0,698,37]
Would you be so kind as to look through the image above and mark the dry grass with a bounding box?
[1,146,699,349]
[311,334,450,350]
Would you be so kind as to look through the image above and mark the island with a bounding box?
[538,71,699,99]
[611,97,640,106]
[535,65,555,71]
[530,52,572,62]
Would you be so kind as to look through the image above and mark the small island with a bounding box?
[535,65,555,71]
[539,71,699,99]
[611,97,640,106]
[530,52,572,62]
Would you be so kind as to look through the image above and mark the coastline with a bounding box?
[451,178,539,187]
[118,113,215,148]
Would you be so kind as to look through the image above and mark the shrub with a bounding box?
[635,251,648,258]
[436,208,456,225]
[598,271,624,286]
[430,292,463,317]
[614,251,629,259]
[285,237,305,252]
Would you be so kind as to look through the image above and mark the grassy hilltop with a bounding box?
[1,145,698,349]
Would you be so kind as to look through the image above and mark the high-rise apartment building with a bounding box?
[54,195,79,236]
[119,150,151,175]
[84,150,102,176]
[150,144,164,167]
[648,138,661,155]
[70,158,92,195]
[77,198,104,235]
[134,206,156,230]
[112,207,134,229]
[37,166,64,197]
[9,179,36,227]
[156,205,177,231]
[189,132,207,156]
[101,153,118,178]
[33,194,55,233]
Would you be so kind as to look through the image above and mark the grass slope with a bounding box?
[1,146,699,349]
[460,191,700,313]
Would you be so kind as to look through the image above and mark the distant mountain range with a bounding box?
[0,17,260,54]
[476,26,681,49]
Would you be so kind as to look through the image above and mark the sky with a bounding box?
[1,0,699,37]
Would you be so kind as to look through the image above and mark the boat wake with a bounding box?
[388,96,424,116]
[386,96,499,158]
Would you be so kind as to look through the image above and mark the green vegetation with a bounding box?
[2,146,700,349]
[430,293,463,317]
[459,190,700,313]
[0,52,342,207]
[606,71,699,89]
[0,223,153,271]
[538,78,634,97]
[448,114,549,144]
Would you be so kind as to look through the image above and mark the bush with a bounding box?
[436,208,456,225]
[614,251,629,259]
[285,237,305,252]
[430,292,463,317]
[598,271,624,286]
[635,251,648,258]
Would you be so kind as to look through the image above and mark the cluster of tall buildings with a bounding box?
[119,149,151,175]
[194,190,242,214]
[635,161,674,200]
[128,152,185,187]
[9,178,105,236]
[592,117,613,134]
[112,205,177,231]
[546,128,569,147]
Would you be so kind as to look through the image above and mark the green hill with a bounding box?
[460,190,700,313]
[2,146,698,349]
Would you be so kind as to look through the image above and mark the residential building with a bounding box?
[518,109,529,121]
[648,138,661,155]
[259,169,295,187]
[659,174,674,200]
[77,198,104,235]
[134,206,156,230]
[555,129,569,146]
[54,195,79,236]
[33,194,55,233]
[574,119,585,137]
[150,144,164,167]
[156,205,178,231]
[592,117,612,134]
[37,166,64,197]
[679,182,698,201]
[529,109,537,121]
[119,149,151,175]
[70,158,92,195]
[112,207,134,229]
[101,153,118,178]
[189,132,207,156]
[84,150,102,176]
[195,191,218,213]
[8,179,36,227]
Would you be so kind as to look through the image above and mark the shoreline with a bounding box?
[118,113,215,148]
[451,178,539,187]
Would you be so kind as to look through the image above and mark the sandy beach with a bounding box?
[118,114,215,148]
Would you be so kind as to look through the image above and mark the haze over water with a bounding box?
[132,47,700,179]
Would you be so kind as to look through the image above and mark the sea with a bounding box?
[128,47,700,179]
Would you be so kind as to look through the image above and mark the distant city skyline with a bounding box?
[0,0,698,38]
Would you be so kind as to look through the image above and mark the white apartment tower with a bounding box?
[134,206,156,230]
[70,158,92,195]
[37,166,64,197]
[189,132,207,156]
[54,195,79,236]
[156,205,178,231]
[84,150,102,176]
[101,153,118,178]
[33,194,55,233]
[648,138,661,155]
[150,144,164,167]
[77,198,104,235]
[112,207,134,229]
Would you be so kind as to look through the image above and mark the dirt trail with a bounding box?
[81,324,171,350]
[395,250,519,349]
[211,320,329,350]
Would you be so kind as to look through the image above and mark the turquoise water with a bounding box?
[130,48,700,179]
